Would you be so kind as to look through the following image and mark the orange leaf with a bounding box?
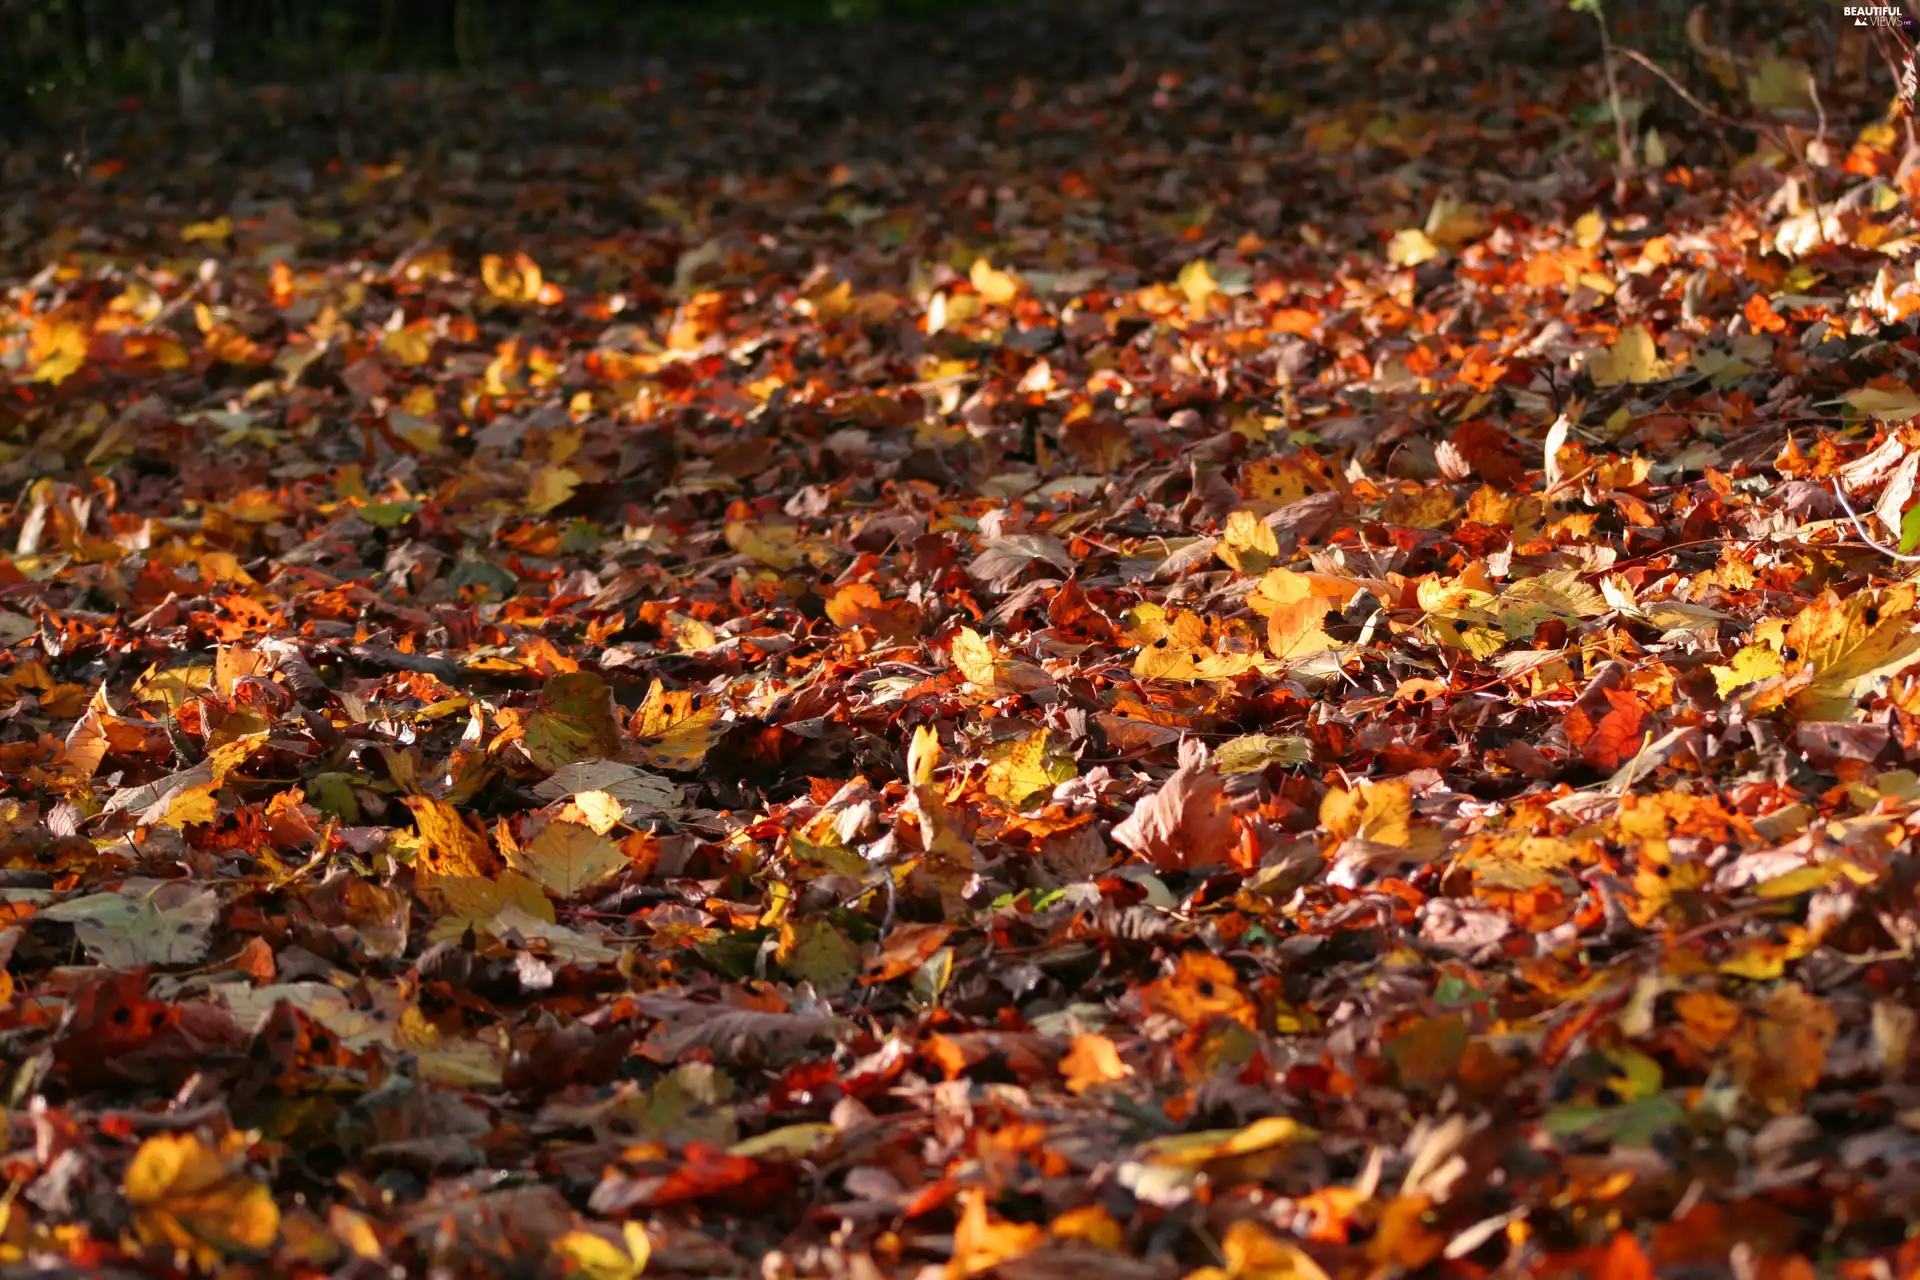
[403,795,498,878]
[1581,687,1647,772]
[1595,1230,1654,1280]
[949,1188,1044,1277]
[1146,953,1254,1028]
[1059,1034,1133,1094]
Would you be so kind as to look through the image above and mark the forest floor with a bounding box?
[2,0,1920,1276]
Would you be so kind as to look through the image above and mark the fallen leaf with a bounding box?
[506,819,629,898]
[1060,1034,1133,1093]
[629,680,721,771]
[523,672,624,773]
[125,1131,280,1265]
[40,880,219,968]
[404,795,500,878]
[1586,326,1672,385]
[1110,738,1238,869]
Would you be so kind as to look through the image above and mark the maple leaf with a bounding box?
[1756,587,1920,721]
[1125,604,1267,680]
[1250,569,1355,660]
[1146,953,1254,1028]
[1586,325,1673,385]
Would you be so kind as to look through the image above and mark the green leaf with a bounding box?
[358,500,421,528]
[1899,502,1920,554]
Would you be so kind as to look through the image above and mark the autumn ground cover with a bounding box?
[8,0,1920,1275]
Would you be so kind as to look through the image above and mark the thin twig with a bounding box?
[1614,42,1828,245]
[1614,45,1743,129]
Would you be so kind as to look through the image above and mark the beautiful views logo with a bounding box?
[1846,5,1915,29]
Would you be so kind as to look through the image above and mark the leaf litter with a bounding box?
[4,0,1920,1275]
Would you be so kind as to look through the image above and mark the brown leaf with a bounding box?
[1109,738,1237,870]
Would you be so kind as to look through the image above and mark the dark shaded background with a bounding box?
[0,0,1858,148]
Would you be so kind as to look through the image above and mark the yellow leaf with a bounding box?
[1499,570,1608,618]
[397,1006,508,1086]
[777,918,863,995]
[125,1131,279,1264]
[1586,325,1672,386]
[1378,486,1457,529]
[969,258,1022,306]
[907,724,941,786]
[1051,1205,1125,1250]
[1213,733,1312,773]
[567,789,627,835]
[1141,1114,1316,1169]
[629,679,720,771]
[1711,643,1785,697]
[180,215,234,243]
[1215,509,1279,574]
[1248,569,1357,617]
[527,465,581,515]
[1188,1221,1332,1280]
[1763,586,1920,721]
[29,317,89,385]
[1060,1033,1133,1094]
[1133,622,1265,680]
[727,1122,841,1161]
[1425,196,1489,248]
[724,519,805,570]
[951,627,1006,690]
[330,1205,384,1261]
[158,784,221,828]
[1847,384,1920,422]
[1267,579,1339,661]
[506,818,627,898]
[417,868,555,924]
[1387,228,1439,267]
[1731,982,1836,1113]
[403,795,497,878]
[40,880,218,967]
[1242,456,1328,507]
[1746,57,1815,112]
[981,729,1076,810]
[1177,259,1218,309]
[665,611,719,652]
[381,326,434,366]
[1493,570,1610,640]
[1321,778,1412,846]
[482,252,546,303]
